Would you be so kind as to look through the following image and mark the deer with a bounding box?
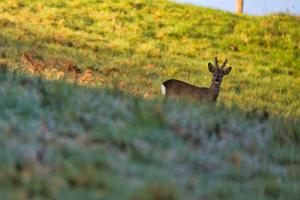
[161,57,232,103]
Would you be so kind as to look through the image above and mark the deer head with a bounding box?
[208,57,232,89]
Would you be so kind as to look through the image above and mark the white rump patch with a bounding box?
[161,84,166,95]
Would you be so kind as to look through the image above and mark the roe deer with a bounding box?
[161,57,232,102]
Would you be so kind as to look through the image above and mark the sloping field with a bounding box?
[0,0,299,116]
[0,68,299,200]
[0,0,299,199]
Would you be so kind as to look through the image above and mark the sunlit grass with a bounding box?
[0,0,299,199]
[0,0,299,116]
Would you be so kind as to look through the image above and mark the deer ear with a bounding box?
[208,63,215,73]
[223,67,232,75]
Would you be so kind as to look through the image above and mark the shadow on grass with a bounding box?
[0,65,299,200]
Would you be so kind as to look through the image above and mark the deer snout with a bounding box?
[215,78,221,84]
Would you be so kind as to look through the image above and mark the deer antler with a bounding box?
[214,57,219,69]
[221,59,228,69]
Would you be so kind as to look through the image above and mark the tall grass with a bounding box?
[0,0,299,199]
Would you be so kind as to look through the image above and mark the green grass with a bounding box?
[0,0,299,116]
[0,0,299,199]
[0,67,299,200]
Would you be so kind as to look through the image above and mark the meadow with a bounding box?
[0,0,299,199]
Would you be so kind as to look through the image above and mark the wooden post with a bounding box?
[236,0,244,14]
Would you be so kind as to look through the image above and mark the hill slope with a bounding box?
[0,0,299,199]
[0,0,299,116]
[0,67,299,200]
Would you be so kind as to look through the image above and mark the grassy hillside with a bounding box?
[0,0,299,199]
[0,66,299,200]
[0,0,299,116]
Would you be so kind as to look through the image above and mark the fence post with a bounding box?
[236,0,244,14]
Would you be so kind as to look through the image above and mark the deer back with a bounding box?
[161,79,209,101]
